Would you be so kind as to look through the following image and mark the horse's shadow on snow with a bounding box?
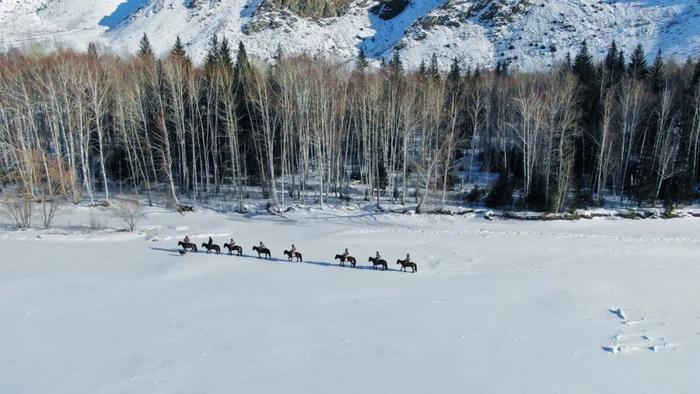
[149,246,185,257]
[149,247,402,272]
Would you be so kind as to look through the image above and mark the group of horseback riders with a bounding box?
[178,236,418,273]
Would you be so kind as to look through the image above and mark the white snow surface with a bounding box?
[2,203,700,393]
[1,0,699,71]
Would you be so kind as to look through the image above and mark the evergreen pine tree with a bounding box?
[448,57,461,82]
[692,60,700,89]
[572,40,601,179]
[573,40,595,84]
[562,52,572,73]
[233,41,252,85]
[137,33,154,59]
[604,40,619,77]
[87,42,98,59]
[473,66,481,79]
[232,41,258,180]
[648,49,665,94]
[429,53,440,80]
[219,36,234,70]
[615,49,626,76]
[447,57,462,98]
[628,44,648,80]
[170,35,187,60]
[203,35,220,69]
[389,50,404,75]
[418,59,427,75]
[274,44,284,64]
[355,47,369,71]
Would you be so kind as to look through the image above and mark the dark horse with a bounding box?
[369,256,388,270]
[178,241,198,252]
[335,254,356,267]
[201,242,221,254]
[396,258,418,273]
[283,250,303,262]
[223,243,243,256]
[253,246,272,259]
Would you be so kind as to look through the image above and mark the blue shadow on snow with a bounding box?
[99,0,150,29]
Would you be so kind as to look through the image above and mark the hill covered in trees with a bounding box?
[1,36,699,215]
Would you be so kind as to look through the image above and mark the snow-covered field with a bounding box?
[2,204,700,393]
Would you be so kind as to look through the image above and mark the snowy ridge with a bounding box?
[1,0,699,70]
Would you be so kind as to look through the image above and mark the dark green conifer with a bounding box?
[628,44,648,80]
[137,33,154,59]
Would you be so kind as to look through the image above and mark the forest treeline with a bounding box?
[1,35,699,213]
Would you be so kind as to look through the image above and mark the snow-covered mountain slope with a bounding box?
[402,0,700,71]
[1,0,699,71]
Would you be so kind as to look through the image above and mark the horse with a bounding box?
[368,256,388,270]
[253,246,272,259]
[335,254,356,267]
[283,250,303,262]
[396,258,418,273]
[223,243,243,256]
[178,241,198,252]
[201,242,221,254]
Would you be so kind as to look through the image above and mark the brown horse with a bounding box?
[201,242,221,254]
[253,246,271,259]
[178,241,198,252]
[369,256,388,270]
[335,254,356,267]
[224,243,243,256]
[396,258,418,273]
[283,250,303,262]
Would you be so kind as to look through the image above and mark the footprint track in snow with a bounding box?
[601,308,675,355]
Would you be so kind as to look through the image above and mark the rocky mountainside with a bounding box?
[258,0,353,18]
[1,0,699,71]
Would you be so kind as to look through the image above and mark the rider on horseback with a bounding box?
[184,235,190,244]
[207,237,214,248]
[229,238,236,247]
[291,244,298,255]
[259,241,266,250]
[406,253,411,263]
[343,248,349,258]
[375,251,381,260]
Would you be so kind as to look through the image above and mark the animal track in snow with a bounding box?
[601,308,675,355]
[609,308,626,321]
